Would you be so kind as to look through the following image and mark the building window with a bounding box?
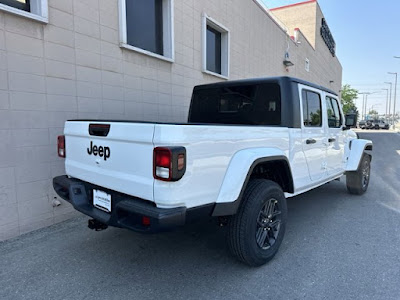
[0,0,48,22]
[302,90,322,127]
[202,14,230,79]
[119,0,174,62]
[305,58,310,72]
[126,0,163,55]
[206,26,222,74]
[0,0,30,11]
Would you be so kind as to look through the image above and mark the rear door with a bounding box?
[299,86,327,181]
[64,121,155,201]
[325,95,346,175]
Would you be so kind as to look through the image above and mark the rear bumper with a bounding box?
[53,175,212,233]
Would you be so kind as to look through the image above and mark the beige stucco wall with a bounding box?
[270,1,318,48]
[0,0,342,241]
[270,1,342,91]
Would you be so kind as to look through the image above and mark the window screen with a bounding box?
[206,25,222,74]
[326,97,342,128]
[302,90,322,127]
[126,0,163,55]
[189,83,281,125]
[0,0,30,11]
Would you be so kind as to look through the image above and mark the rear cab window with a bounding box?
[189,83,281,125]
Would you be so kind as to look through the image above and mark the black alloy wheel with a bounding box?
[256,198,282,250]
[228,179,287,266]
[346,154,371,195]
[361,157,370,189]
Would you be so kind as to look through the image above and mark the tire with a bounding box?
[227,179,287,267]
[346,154,371,195]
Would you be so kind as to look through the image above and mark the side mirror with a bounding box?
[344,114,357,129]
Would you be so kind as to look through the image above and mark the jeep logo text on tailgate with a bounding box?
[87,141,110,161]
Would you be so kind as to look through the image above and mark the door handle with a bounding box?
[306,138,316,145]
[328,138,336,143]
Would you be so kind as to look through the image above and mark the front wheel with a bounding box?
[227,179,287,267]
[346,154,371,195]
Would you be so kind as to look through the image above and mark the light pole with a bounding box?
[358,92,368,119]
[365,94,370,120]
[363,92,381,120]
[384,81,392,121]
[388,71,398,128]
[382,88,389,119]
[363,94,366,119]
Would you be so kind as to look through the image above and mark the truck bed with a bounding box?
[64,120,291,209]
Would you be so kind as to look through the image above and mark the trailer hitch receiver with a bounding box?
[88,219,108,231]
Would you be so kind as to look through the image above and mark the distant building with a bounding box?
[0,0,342,240]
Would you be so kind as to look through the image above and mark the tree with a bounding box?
[368,109,378,119]
[368,109,378,115]
[341,84,358,115]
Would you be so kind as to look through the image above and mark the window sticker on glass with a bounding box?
[269,101,276,112]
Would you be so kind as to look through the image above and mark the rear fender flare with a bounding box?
[212,148,292,216]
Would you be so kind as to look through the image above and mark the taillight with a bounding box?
[57,135,65,158]
[153,147,186,181]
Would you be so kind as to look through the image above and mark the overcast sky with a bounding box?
[262,0,400,115]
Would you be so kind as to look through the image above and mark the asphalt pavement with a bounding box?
[1,132,399,300]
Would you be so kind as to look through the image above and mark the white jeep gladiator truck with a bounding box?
[53,76,372,266]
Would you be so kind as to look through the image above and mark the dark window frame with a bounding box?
[302,89,322,127]
[0,0,30,11]
[125,0,164,56]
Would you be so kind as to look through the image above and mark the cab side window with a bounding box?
[302,90,322,127]
[326,97,342,128]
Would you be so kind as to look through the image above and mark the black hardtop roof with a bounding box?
[193,76,338,96]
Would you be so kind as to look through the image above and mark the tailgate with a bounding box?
[64,121,155,202]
